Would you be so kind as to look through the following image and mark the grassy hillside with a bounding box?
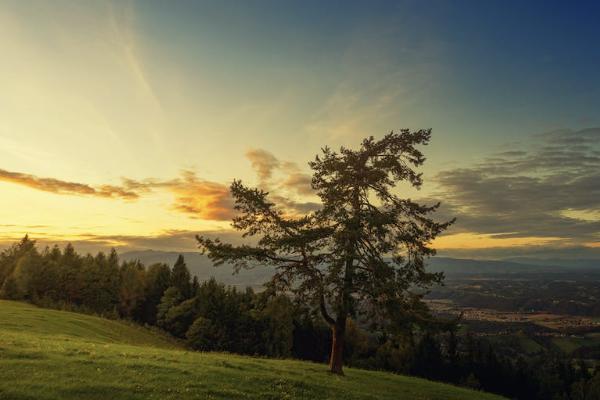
[0,301,504,400]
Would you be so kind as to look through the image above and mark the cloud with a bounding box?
[433,128,600,245]
[245,149,280,186]
[166,171,234,221]
[0,167,233,220]
[0,148,320,222]
[244,149,319,215]
[0,168,139,199]
[269,195,321,215]
[117,170,235,220]
[245,148,314,196]
[281,172,313,196]
[303,22,442,142]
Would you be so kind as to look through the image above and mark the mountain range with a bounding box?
[120,250,599,287]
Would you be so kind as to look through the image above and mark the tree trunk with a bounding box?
[328,187,358,375]
[329,319,346,375]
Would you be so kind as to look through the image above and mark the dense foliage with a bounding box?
[1,236,599,399]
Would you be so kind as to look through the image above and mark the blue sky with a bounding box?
[141,0,600,132]
[130,0,600,169]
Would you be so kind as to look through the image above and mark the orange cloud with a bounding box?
[119,171,234,220]
[167,171,234,221]
[0,154,317,223]
[0,168,138,199]
[0,167,233,221]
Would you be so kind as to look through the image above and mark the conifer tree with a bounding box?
[171,255,192,299]
[141,263,172,324]
[198,130,452,374]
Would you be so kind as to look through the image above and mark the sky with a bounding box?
[0,0,598,259]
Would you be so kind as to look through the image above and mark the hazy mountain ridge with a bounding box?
[501,257,600,269]
[120,250,273,287]
[120,250,598,285]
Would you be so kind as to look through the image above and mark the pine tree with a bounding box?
[198,130,452,374]
[0,275,21,299]
[171,255,192,299]
[118,261,146,318]
[191,276,200,297]
[0,235,36,287]
[141,263,172,324]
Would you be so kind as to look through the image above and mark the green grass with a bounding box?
[0,301,504,400]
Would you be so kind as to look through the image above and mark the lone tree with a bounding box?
[197,130,453,374]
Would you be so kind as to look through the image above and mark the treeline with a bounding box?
[0,236,326,359]
[380,332,600,400]
[1,236,599,399]
[0,237,338,359]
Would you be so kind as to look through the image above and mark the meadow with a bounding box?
[0,300,504,400]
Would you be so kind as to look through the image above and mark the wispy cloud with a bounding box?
[304,22,441,142]
[0,167,233,221]
[0,168,139,199]
[0,147,322,223]
[106,1,166,151]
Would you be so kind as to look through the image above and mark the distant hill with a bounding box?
[120,250,273,288]
[0,300,504,400]
[120,250,596,285]
[501,257,599,270]
[427,257,599,278]
[426,257,563,276]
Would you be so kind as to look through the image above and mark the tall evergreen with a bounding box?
[141,263,172,324]
[198,130,453,374]
[171,255,192,299]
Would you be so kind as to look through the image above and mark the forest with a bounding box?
[1,235,599,400]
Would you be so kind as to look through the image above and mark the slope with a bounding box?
[0,301,504,400]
